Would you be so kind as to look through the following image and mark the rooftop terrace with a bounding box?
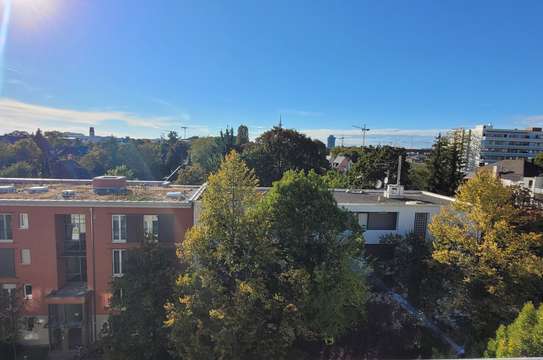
[0,177,203,204]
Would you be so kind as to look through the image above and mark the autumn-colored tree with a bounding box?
[429,170,543,351]
[166,152,367,359]
[485,301,543,358]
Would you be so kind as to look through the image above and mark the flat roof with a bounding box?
[331,189,454,206]
[217,186,453,206]
[0,178,202,204]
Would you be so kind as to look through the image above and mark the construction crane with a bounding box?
[353,124,370,147]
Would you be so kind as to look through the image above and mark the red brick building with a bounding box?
[0,176,202,351]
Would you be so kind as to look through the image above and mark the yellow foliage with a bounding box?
[209,309,225,320]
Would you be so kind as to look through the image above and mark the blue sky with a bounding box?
[1,0,543,147]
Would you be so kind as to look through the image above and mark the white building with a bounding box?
[194,185,454,245]
[332,185,454,244]
[471,125,543,168]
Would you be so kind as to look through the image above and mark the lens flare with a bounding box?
[0,0,12,95]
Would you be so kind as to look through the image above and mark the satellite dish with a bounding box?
[375,179,383,189]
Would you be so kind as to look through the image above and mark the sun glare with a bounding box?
[11,0,59,28]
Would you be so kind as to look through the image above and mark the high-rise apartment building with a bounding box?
[449,125,543,172]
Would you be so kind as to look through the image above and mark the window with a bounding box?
[69,214,86,241]
[21,249,31,265]
[143,215,159,242]
[64,257,87,283]
[0,214,13,241]
[112,215,127,243]
[0,249,15,277]
[19,213,29,229]
[367,212,397,230]
[1,283,16,296]
[414,212,429,239]
[112,249,127,276]
[357,213,368,230]
[24,284,32,300]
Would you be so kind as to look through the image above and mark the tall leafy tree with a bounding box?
[101,243,178,360]
[429,170,543,352]
[242,127,329,186]
[167,153,367,359]
[485,302,543,358]
[426,134,450,195]
[258,170,367,349]
[0,286,24,359]
[426,134,465,196]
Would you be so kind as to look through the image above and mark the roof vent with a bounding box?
[27,186,49,194]
[384,184,404,199]
[62,190,76,198]
[0,185,16,194]
[92,176,128,195]
[166,191,185,200]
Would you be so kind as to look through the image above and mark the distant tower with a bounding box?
[89,127,95,137]
[278,115,283,129]
[327,135,336,149]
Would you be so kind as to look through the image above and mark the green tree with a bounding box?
[258,170,367,348]
[242,127,329,186]
[106,165,136,179]
[408,162,430,190]
[321,169,350,188]
[426,134,464,195]
[167,153,367,359]
[80,147,108,176]
[190,137,224,174]
[176,164,206,185]
[426,135,449,195]
[167,151,288,358]
[485,302,543,357]
[0,286,24,359]
[101,243,178,360]
[0,162,34,177]
[429,170,543,351]
[347,146,409,188]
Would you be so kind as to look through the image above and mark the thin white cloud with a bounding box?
[0,97,206,138]
[280,109,324,117]
[301,127,447,138]
[517,114,543,126]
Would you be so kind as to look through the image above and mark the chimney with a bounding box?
[89,127,95,137]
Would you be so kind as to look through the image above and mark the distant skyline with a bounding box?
[1,0,543,147]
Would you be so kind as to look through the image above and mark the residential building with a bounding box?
[456,125,543,171]
[332,185,454,244]
[0,176,201,352]
[478,159,543,200]
[1,176,453,353]
[194,184,454,245]
[327,155,353,173]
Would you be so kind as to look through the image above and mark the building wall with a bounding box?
[338,203,443,244]
[0,204,194,346]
